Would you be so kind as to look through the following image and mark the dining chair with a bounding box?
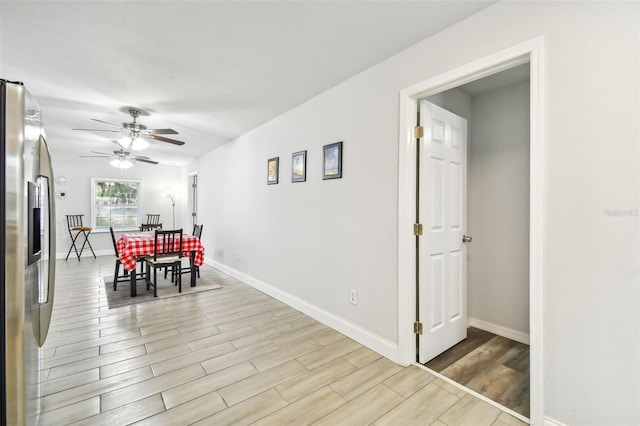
[171,224,204,282]
[144,229,183,297]
[145,214,161,225]
[139,223,162,231]
[109,227,130,290]
[65,215,96,261]
[179,224,203,280]
[193,224,203,239]
[110,227,145,290]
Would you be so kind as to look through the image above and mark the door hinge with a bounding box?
[413,321,423,335]
[413,223,423,236]
[414,126,424,139]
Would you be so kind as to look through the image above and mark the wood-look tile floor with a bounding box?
[425,328,530,417]
[37,257,527,425]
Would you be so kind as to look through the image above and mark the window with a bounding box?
[91,178,142,230]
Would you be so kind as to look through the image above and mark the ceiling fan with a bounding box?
[80,149,159,169]
[73,108,185,149]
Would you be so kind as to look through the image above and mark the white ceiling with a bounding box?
[1,1,494,166]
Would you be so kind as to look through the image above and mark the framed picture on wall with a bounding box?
[291,150,306,183]
[323,141,342,180]
[267,157,279,185]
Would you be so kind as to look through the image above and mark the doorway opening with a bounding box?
[397,38,544,425]
[420,64,531,418]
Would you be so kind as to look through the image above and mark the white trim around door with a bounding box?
[396,37,545,425]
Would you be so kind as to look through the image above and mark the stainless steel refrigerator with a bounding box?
[1,80,56,425]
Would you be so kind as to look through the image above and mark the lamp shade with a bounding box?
[117,136,131,149]
[131,137,149,151]
[118,135,149,151]
[110,158,133,169]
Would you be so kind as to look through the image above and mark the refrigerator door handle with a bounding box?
[36,134,56,346]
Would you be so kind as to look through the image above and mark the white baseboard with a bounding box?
[468,317,530,345]
[544,416,567,426]
[56,249,112,260]
[206,257,400,363]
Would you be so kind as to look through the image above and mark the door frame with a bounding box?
[187,170,198,229]
[396,37,544,425]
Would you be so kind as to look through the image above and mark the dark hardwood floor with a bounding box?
[425,327,530,417]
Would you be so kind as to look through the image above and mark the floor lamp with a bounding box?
[163,192,176,229]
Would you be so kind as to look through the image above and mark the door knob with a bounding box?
[462,235,472,243]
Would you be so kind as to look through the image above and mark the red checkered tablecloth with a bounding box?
[117,232,205,272]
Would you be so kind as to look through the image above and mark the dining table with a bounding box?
[116,231,205,297]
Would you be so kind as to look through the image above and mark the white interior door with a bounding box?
[418,100,468,364]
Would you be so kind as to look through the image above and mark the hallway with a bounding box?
[38,257,526,425]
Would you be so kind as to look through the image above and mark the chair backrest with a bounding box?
[153,229,183,261]
[66,215,84,228]
[146,214,161,225]
[109,227,119,257]
[140,223,162,231]
[192,224,203,239]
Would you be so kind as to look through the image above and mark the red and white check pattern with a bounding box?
[117,232,205,272]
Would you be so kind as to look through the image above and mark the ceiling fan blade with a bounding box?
[91,118,123,129]
[72,128,122,132]
[135,157,159,165]
[80,155,109,158]
[91,151,112,155]
[146,134,186,146]
[146,128,178,135]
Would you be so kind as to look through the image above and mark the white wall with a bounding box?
[196,2,639,424]
[52,152,187,258]
[467,81,530,338]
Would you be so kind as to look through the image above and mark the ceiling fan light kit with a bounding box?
[131,137,149,151]
[110,157,133,169]
[118,135,149,151]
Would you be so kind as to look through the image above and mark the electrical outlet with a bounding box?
[350,289,358,305]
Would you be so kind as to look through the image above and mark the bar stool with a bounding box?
[65,215,96,261]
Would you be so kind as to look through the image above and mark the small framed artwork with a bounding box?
[267,157,279,185]
[323,141,342,180]
[291,150,306,183]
